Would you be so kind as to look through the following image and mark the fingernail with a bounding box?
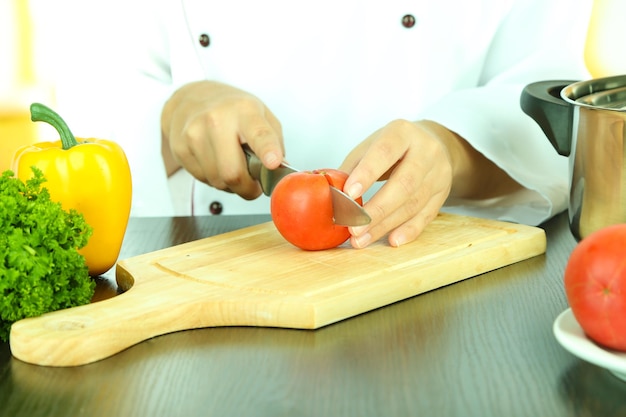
[351,225,368,236]
[346,182,363,199]
[390,233,406,248]
[263,151,279,167]
[353,232,371,248]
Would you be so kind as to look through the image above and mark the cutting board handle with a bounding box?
[9,263,231,367]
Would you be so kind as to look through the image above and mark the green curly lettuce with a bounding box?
[0,167,94,342]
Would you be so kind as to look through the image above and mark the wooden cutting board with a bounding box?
[10,213,546,367]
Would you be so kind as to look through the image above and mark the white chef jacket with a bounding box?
[52,0,593,225]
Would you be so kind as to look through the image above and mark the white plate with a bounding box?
[553,308,626,382]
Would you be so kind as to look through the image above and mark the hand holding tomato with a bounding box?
[270,169,363,250]
[564,224,626,351]
[339,119,523,248]
[339,120,455,248]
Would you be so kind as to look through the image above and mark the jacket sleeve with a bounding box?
[419,0,592,225]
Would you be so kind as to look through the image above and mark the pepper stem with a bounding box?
[30,102,79,150]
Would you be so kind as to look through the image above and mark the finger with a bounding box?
[169,117,217,185]
[349,187,419,249]
[352,148,423,229]
[174,110,250,194]
[168,120,198,175]
[350,188,442,249]
[342,125,410,199]
[349,153,449,248]
[170,104,236,185]
[386,196,443,247]
[210,127,263,200]
[338,141,372,200]
[169,137,204,182]
[183,155,210,185]
[240,107,284,169]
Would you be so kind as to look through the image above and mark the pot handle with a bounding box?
[520,80,578,156]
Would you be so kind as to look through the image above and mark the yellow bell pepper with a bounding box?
[12,103,132,276]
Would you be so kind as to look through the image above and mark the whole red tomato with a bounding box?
[270,169,362,251]
[564,224,626,351]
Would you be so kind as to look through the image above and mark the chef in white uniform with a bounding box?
[52,0,592,247]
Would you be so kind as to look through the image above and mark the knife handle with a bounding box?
[241,144,298,196]
[242,144,262,181]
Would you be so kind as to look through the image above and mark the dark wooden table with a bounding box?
[1,213,625,417]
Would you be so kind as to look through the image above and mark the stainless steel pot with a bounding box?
[521,74,626,241]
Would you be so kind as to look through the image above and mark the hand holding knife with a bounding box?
[242,144,371,227]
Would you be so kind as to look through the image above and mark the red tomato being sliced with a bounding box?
[270,169,362,251]
[564,224,626,351]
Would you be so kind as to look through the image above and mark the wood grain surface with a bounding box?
[10,213,545,367]
[2,213,626,417]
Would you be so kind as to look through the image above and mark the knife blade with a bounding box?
[242,144,371,227]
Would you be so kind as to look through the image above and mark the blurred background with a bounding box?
[1,0,624,173]
[0,0,59,171]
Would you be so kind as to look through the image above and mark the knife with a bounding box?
[242,144,371,227]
